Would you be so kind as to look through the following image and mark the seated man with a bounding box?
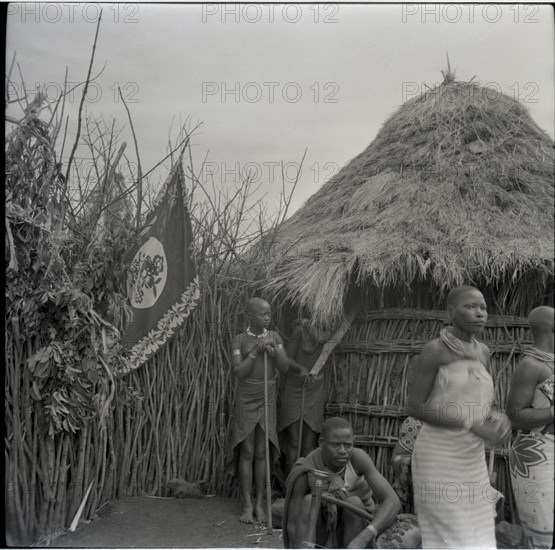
[283,417,401,548]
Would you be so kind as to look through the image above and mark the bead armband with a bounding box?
[366,524,378,538]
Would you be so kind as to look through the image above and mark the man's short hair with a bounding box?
[446,286,481,308]
[321,417,353,440]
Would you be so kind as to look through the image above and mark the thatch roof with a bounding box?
[262,80,554,326]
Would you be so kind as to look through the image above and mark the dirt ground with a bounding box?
[53,496,284,548]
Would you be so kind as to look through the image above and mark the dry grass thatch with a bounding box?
[262,80,554,327]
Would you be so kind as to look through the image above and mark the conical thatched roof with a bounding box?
[263,80,554,326]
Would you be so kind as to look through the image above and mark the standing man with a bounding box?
[279,318,325,474]
[227,297,289,523]
[507,306,554,549]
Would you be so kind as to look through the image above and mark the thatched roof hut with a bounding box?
[264,79,554,328]
[262,78,554,520]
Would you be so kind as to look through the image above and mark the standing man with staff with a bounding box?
[279,318,325,475]
[279,304,362,476]
[226,298,289,524]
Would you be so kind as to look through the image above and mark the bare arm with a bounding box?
[286,337,308,375]
[286,473,310,547]
[507,357,553,430]
[359,450,401,532]
[230,335,256,380]
[346,449,401,548]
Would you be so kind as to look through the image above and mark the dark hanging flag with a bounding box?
[122,163,199,372]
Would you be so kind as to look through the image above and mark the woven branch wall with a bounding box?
[323,307,529,523]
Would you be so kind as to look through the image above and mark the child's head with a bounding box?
[246,297,271,330]
[446,285,487,335]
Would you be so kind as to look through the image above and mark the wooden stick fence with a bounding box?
[4,297,538,545]
[4,272,256,545]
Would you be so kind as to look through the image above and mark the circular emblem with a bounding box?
[127,237,168,309]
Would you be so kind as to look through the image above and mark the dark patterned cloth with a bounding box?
[392,455,414,512]
[377,514,421,549]
[398,416,422,454]
[392,416,422,511]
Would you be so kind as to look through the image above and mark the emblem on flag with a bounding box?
[122,163,200,372]
[127,237,167,308]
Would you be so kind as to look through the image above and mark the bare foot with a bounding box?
[254,501,267,524]
[239,501,255,524]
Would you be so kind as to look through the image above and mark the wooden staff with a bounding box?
[303,469,329,548]
[297,380,306,460]
[321,493,374,521]
[263,351,273,534]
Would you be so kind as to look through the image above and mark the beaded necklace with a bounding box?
[440,327,480,361]
[525,347,554,368]
[246,327,268,339]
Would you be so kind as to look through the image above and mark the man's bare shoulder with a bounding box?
[520,354,548,368]
[516,354,550,380]
[350,447,375,471]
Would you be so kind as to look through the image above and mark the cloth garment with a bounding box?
[392,455,414,511]
[412,332,501,549]
[510,432,554,548]
[393,417,423,510]
[398,416,423,454]
[278,371,324,433]
[225,377,280,476]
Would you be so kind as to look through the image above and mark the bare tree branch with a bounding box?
[64,10,103,183]
[118,85,143,229]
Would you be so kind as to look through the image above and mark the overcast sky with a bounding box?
[6,3,555,217]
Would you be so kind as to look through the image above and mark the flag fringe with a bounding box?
[123,276,201,372]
